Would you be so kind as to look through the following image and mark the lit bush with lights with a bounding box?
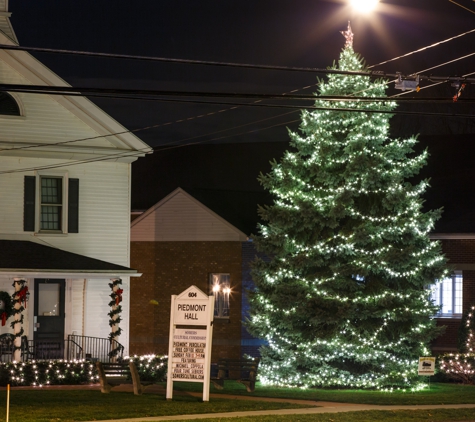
[439,306,475,384]
[0,360,97,387]
[125,354,168,382]
[0,355,168,387]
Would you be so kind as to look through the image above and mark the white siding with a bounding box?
[70,279,85,336]
[131,190,247,242]
[0,57,112,150]
[0,157,131,266]
[84,277,130,355]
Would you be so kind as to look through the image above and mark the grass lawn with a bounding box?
[1,382,475,422]
[168,409,475,422]
[0,389,310,422]
[170,380,475,405]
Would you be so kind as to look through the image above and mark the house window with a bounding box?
[210,273,230,318]
[430,272,463,317]
[0,92,20,116]
[40,177,62,231]
[23,175,79,233]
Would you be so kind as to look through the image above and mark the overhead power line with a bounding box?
[0,43,386,75]
[2,30,475,173]
[1,43,475,84]
[448,0,475,15]
[0,83,474,103]
[369,27,475,68]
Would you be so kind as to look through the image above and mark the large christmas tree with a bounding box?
[248,24,448,390]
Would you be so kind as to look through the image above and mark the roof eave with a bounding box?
[0,269,142,279]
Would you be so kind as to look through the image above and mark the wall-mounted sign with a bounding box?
[166,285,214,401]
[418,357,435,376]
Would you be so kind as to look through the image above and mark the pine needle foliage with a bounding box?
[247,45,448,390]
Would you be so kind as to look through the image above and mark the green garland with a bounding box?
[11,280,28,352]
[0,291,13,326]
[108,278,123,358]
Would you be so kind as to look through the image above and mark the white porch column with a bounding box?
[12,278,28,362]
[108,278,123,362]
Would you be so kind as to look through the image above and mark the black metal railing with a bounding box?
[0,334,123,363]
[66,334,124,362]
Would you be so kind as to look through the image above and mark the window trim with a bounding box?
[36,170,69,234]
[209,273,231,319]
[0,92,23,117]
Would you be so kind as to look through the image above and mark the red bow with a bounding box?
[453,83,466,102]
[1,312,6,326]
[115,288,123,306]
[17,286,29,309]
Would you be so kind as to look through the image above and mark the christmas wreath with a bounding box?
[0,291,13,326]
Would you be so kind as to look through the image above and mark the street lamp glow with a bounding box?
[350,0,379,13]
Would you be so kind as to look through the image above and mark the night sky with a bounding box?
[8,0,475,231]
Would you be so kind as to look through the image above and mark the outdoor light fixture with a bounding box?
[350,0,379,13]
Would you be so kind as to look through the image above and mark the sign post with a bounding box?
[166,285,214,401]
[418,356,435,389]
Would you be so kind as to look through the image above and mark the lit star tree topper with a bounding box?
[340,21,354,48]
[247,25,448,390]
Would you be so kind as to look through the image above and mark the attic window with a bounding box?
[0,92,20,116]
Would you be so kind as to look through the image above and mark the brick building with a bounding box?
[130,188,250,360]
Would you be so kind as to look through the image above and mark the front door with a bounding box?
[34,279,65,359]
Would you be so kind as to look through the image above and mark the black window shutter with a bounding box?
[24,176,36,231]
[68,178,79,233]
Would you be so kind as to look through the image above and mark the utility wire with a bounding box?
[2,32,475,169]
[369,27,475,68]
[1,30,473,155]
[2,98,474,162]
[448,0,475,15]
[2,83,474,103]
[0,147,150,175]
[1,43,474,84]
[0,43,393,75]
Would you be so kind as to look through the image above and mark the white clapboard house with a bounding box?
[0,3,152,362]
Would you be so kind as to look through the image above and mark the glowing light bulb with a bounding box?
[350,0,379,13]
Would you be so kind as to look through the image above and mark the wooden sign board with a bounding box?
[166,285,214,401]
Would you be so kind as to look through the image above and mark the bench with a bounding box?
[96,361,152,395]
[211,358,259,392]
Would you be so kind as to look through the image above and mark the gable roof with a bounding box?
[0,240,140,278]
[0,1,17,44]
[131,187,248,241]
[0,7,152,162]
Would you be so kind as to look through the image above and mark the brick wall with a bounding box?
[130,241,243,361]
[431,239,475,352]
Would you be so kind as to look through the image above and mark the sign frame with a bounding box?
[418,356,436,376]
[166,285,214,401]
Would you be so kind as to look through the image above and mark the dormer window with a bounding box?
[0,92,20,116]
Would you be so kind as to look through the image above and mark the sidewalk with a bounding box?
[79,384,475,422]
[82,401,475,422]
